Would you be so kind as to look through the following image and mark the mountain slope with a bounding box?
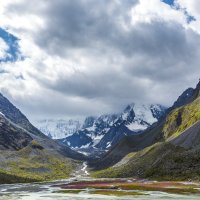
[59,103,166,151]
[0,93,85,183]
[171,120,200,149]
[0,113,32,150]
[89,121,164,169]
[0,111,79,183]
[163,96,200,140]
[95,104,166,150]
[92,80,200,180]
[0,93,44,137]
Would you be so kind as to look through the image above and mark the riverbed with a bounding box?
[0,178,200,200]
[0,162,200,200]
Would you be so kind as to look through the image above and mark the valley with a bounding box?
[1,1,200,199]
[0,80,199,199]
[0,177,200,200]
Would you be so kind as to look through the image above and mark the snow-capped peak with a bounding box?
[34,119,83,139]
[36,103,167,151]
[0,112,5,117]
[121,103,166,132]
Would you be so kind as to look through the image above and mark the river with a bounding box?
[0,163,199,200]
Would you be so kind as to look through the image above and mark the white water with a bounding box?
[81,162,89,176]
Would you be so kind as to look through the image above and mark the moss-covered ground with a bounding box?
[0,142,77,184]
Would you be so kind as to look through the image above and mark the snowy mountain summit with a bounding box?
[122,103,165,132]
[35,119,83,139]
[58,103,167,151]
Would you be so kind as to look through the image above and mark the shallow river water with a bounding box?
[0,163,200,200]
[0,178,200,200]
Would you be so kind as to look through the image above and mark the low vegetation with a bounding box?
[92,97,200,180]
[0,144,77,183]
[53,179,200,195]
[163,98,200,139]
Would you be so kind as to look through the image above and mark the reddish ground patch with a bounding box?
[52,179,200,194]
[53,179,128,189]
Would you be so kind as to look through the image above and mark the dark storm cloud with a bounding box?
[27,0,196,60]
[36,20,200,103]
[30,0,138,56]
[124,22,200,79]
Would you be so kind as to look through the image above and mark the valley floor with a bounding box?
[0,161,200,199]
[0,178,200,200]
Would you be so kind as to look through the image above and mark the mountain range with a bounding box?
[0,80,199,183]
[35,104,166,153]
[0,93,85,183]
[35,119,83,139]
[91,80,200,181]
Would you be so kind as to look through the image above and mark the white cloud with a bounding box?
[130,0,186,25]
[0,0,199,121]
[177,0,200,33]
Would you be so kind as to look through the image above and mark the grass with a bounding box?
[163,98,200,139]
[92,97,200,181]
[92,141,200,181]
[54,189,84,194]
[89,190,145,196]
[114,183,200,195]
[54,188,145,196]
[53,179,200,195]
[0,145,76,183]
[92,142,169,178]
[0,170,38,184]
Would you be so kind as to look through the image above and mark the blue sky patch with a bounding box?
[161,0,196,24]
[184,10,196,23]
[0,28,22,63]
[162,0,175,6]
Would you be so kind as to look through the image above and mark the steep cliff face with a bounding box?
[0,113,32,150]
[0,93,44,137]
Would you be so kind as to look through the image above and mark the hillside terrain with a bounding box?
[92,81,200,180]
[0,80,200,183]
[0,93,84,184]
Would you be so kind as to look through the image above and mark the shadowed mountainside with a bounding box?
[92,80,200,180]
[0,93,86,184]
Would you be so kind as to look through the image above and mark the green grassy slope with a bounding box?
[93,96,200,180]
[0,141,78,183]
[93,141,200,180]
[163,97,200,139]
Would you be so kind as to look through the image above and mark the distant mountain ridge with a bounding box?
[35,119,83,139]
[92,80,200,180]
[168,80,200,112]
[54,103,167,152]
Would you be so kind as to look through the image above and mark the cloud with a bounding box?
[0,0,199,121]
[177,0,200,33]
[0,37,9,59]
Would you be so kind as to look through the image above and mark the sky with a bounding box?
[0,0,200,122]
